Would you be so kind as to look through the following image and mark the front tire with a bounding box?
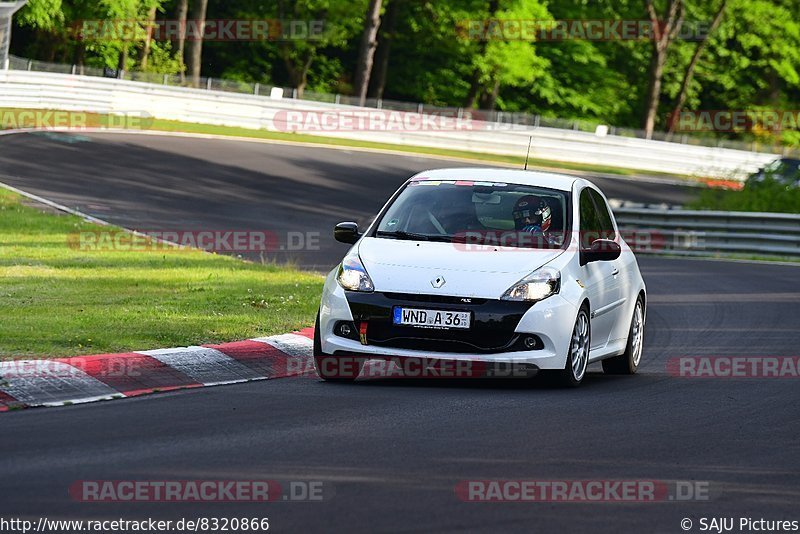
[602,296,644,375]
[550,305,590,388]
[313,312,363,382]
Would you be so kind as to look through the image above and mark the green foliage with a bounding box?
[9,0,800,146]
[689,178,800,213]
[141,41,183,73]
[15,0,64,31]
[685,0,800,142]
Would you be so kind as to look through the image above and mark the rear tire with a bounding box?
[313,312,363,383]
[602,296,645,375]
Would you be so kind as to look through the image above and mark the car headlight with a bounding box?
[501,267,560,302]
[337,253,374,292]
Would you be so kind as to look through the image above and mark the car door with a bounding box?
[578,188,619,351]
[588,189,626,344]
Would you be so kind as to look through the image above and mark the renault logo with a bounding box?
[431,276,446,288]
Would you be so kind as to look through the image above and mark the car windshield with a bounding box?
[374,180,569,249]
[765,158,800,177]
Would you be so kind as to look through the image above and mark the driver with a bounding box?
[512,195,552,235]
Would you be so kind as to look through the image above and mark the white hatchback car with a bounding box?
[314,168,646,387]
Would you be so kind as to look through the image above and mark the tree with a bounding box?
[367,0,399,100]
[186,0,208,87]
[15,0,66,62]
[15,0,63,32]
[275,0,364,98]
[9,0,800,148]
[174,0,188,80]
[666,0,727,133]
[642,0,684,138]
[137,1,158,70]
[685,0,800,144]
[353,0,382,105]
[379,0,476,106]
[462,0,551,110]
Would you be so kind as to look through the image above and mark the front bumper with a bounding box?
[345,291,537,353]
[319,271,578,371]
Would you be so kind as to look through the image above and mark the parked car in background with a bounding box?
[746,158,800,188]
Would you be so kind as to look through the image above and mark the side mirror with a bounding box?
[334,222,361,244]
[580,239,621,265]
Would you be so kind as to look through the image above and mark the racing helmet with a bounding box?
[512,195,552,233]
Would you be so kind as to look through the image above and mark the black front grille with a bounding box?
[345,292,535,354]
[367,333,532,353]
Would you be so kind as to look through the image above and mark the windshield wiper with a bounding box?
[376,230,447,242]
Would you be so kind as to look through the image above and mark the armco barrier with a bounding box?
[0,69,778,179]
[614,208,800,258]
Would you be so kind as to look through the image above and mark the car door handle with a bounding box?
[611,267,619,276]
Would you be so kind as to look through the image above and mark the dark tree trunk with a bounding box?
[73,42,85,73]
[186,0,209,88]
[479,77,501,110]
[138,5,158,70]
[643,49,667,137]
[368,0,399,99]
[282,49,313,98]
[353,0,383,106]
[464,72,482,109]
[44,34,57,62]
[642,0,683,139]
[175,0,188,81]
[117,44,128,75]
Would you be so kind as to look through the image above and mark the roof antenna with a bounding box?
[523,136,533,170]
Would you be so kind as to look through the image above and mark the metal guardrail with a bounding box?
[0,69,780,179]
[5,54,795,157]
[613,207,800,258]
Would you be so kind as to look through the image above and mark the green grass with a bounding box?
[1,107,689,178]
[0,189,324,358]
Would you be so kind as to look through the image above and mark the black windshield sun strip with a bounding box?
[376,230,432,241]
[375,231,457,242]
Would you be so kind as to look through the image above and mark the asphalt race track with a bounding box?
[1,132,799,533]
[0,131,698,270]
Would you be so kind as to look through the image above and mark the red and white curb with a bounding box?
[0,328,315,412]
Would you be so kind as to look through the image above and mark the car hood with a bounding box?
[357,237,564,299]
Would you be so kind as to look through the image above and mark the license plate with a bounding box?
[393,307,471,329]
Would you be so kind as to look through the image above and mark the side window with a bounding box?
[589,189,616,240]
[579,189,600,249]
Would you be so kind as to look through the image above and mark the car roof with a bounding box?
[410,168,582,192]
